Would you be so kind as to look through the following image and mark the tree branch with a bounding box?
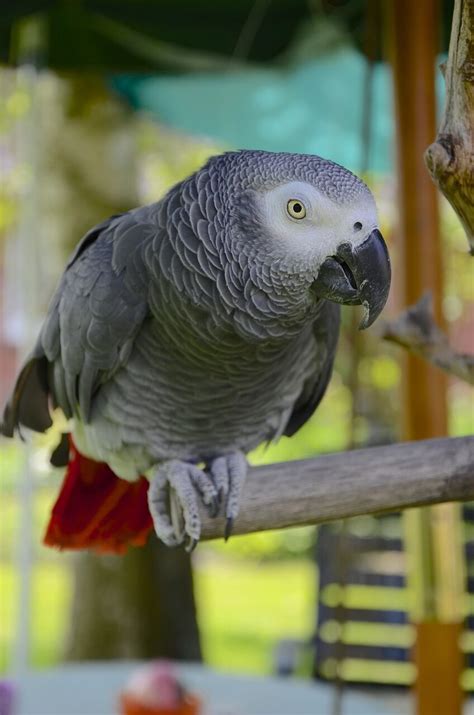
[424,0,474,254]
[381,293,474,385]
[200,436,474,539]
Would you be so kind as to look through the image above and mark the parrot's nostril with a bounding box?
[353,221,362,232]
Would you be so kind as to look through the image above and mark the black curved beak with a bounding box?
[312,229,391,329]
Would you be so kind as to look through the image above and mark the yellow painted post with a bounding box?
[388,1,466,713]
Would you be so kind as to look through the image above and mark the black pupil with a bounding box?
[293,202,302,213]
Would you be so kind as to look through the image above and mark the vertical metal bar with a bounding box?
[388,1,465,713]
[11,65,39,676]
[9,15,46,676]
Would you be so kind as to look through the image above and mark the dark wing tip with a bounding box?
[50,433,70,467]
[2,355,53,438]
[0,402,15,438]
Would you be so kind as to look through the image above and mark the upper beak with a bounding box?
[312,229,391,329]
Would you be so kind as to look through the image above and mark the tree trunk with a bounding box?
[66,535,201,661]
[36,73,201,662]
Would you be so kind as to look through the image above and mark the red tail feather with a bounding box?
[44,440,153,554]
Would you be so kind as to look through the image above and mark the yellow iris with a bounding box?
[287,199,306,219]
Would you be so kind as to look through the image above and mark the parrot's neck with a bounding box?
[152,255,323,351]
[150,181,321,343]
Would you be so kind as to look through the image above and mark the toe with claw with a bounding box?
[147,459,218,547]
[209,450,247,540]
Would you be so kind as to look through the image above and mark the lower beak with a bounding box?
[312,229,391,329]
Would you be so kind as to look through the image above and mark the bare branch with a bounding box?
[381,293,474,385]
[200,436,474,539]
[424,0,474,254]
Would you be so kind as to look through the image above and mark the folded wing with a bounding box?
[284,301,340,437]
[1,211,153,439]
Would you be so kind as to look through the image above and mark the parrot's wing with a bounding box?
[1,211,153,437]
[283,301,341,437]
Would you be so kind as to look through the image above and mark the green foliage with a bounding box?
[0,73,30,236]
[205,526,316,562]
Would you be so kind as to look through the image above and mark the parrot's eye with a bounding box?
[287,199,306,220]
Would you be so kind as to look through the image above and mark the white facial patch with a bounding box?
[257,180,379,267]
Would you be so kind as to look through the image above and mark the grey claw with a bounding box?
[185,537,198,553]
[224,517,234,542]
[208,495,220,518]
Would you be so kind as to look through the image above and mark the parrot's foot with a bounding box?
[148,460,218,550]
[147,452,247,549]
[209,450,247,540]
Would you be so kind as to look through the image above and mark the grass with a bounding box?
[194,554,315,673]
[0,561,73,671]
[0,552,315,675]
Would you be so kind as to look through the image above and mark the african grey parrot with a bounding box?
[1,150,391,552]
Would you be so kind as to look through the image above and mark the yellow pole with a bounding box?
[388,1,465,713]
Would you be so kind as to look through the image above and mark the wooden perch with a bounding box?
[424,0,474,254]
[381,293,474,385]
[200,435,474,539]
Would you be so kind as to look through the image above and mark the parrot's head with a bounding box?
[213,150,391,329]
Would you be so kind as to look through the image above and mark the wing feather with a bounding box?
[284,301,341,437]
[1,211,153,436]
